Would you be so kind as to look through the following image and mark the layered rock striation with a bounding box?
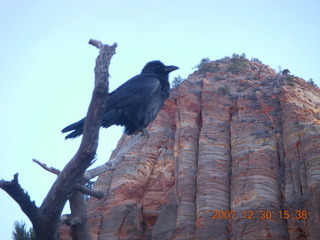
[63,57,320,240]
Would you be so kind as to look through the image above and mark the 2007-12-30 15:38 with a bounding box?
[212,210,308,220]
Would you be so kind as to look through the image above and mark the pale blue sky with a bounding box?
[1,0,319,238]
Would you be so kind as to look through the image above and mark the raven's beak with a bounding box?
[165,65,179,73]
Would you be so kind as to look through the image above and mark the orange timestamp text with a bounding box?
[212,210,308,220]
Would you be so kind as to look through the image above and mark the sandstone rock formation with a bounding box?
[61,57,320,240]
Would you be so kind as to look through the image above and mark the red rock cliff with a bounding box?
[64,57,320,240]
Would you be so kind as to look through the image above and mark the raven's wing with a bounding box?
[107,73,160,109]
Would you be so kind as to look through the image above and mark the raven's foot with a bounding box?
[140,129,150,138]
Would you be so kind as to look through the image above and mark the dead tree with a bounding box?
[3,132,138,240]
[32,131,141,239]
[32,159,110,240]
[0,39,117,240]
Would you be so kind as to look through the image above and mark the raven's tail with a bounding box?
[61,118,85,139]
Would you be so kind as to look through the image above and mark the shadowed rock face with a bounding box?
[62,58,320,240]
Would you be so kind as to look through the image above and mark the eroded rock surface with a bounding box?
[62,58,320,240]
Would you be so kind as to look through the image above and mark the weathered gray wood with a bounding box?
[0,40,116,240]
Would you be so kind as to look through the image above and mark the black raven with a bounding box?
[62,60,178,139]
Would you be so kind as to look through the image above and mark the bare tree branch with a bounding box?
[40,41,116,213]
[88,39,103,49]
[33,159,105,199]
[75,184,104,199]
[0,40,117,240]
[84,162,115,180]
[84,134,141,181]
[0,174,39,224]
[33,159,61,175]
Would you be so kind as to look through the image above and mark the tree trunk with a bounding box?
[0,39,117,240]
[69,190,91,240]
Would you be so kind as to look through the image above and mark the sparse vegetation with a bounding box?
[217,86,231,96]
[194,58,220,73]
[237,83,251,93]
[194,57,210,72]
[251,57,262,64]
[171,75,185,89]
[85,180,95,201]
[214,75,225,81]
[12,221,35,240]
[227,53,250,74]
[286,75,295,86]
[307,78,318,88]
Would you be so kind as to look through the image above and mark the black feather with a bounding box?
[61,60,178,139]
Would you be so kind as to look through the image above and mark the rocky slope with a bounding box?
[62,56,320,240]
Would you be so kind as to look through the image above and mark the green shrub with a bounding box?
[227,53,249,74]
[194,58,220,73]
[307,78,318,87]
[12,221,35,240]
[217,86,231,96]
[251,57,262,64]
[171,75,185,89]
[286,75,295,86]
